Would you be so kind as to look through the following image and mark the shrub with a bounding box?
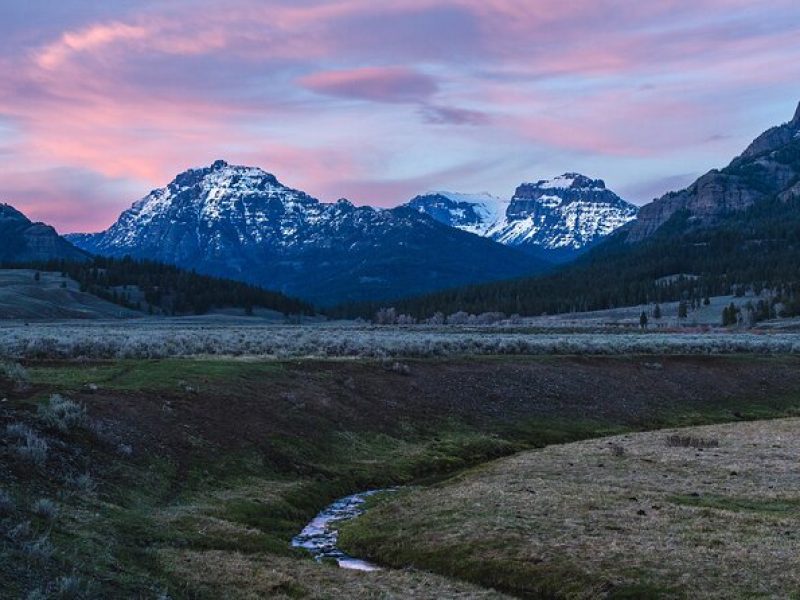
[7,520,32,542]
[0,489,14,515]
[0,361,30,390]
[38,394,87,433]
[396,314,417,325]
[383,361,411,375]
[26,577,88,600]
[31,498,58,521]
[473,312,507,325]
[53,575,84,599]
[66,473,96,494]
[6,421,34,440]
[25,588,47,600]
[22,533,54,563]
[9,426,48,466]
[426,312,445,325]
[116,443,134,457]
[374,307,398,325]
[666,435,719,449]
[446,311,470,325]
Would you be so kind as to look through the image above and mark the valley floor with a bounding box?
[3,319,800,360]
[1,355,798,598]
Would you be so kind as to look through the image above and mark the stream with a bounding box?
[291,489,393,571]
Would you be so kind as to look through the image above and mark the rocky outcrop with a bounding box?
[0,204,88,263]
[627,102,800,242]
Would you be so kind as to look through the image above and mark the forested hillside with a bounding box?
[333,194,800,320]
[332,110,800,322]
[0,257,314,316]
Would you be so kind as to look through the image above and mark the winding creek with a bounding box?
[291,489,394,571]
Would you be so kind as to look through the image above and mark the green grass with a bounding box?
[27,358,284,392]
[669,494,800,514]
[7,356,800,598]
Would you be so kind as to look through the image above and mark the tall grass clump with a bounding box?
[6,423,48,466]
[53,575,85,599]
[22,533,54,563]
[0,361,30,390]
[66,473,96,494]
[666,434,720,449]
[38,394,87,433]
[31,498,58,521]
[0,489,14,515]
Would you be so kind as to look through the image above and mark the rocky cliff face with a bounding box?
[628,102,800,242]
[0,204,88,263]
[69,161,545,305]
[409,174,637,261]
[493,174,638,254]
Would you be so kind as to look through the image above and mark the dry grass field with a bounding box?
[342,418,800,599]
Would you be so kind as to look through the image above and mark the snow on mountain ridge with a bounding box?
[66,160,547,306]
[91,159,357,250]
[418,191,506,235]
[408,173,638,258]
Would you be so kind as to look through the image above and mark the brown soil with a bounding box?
[82,355,800,460]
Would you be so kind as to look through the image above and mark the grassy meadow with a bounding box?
[341,418,800,599]
[1,355,799,598]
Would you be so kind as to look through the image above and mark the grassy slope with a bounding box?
[0,269,140,319]
[341,418,800,599]
[2,356,800,598]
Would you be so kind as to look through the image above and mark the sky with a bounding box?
[1,0,799,233]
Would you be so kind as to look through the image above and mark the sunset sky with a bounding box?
[1,0,799,232]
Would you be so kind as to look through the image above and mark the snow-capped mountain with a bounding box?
[68,160,545,306]
[406,192,506,236]
[408,174,638,262]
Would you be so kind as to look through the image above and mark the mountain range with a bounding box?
[362,101,800,318]
[5,100,799,314]
[408,174,637,262]
[627,101,800,241]
[65,161,551,306]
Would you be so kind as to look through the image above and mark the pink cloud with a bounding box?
[35,21,149,69]
[0,0,799,232]
[300,66,438,103]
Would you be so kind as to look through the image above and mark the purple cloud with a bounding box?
[300,66,438,103]
[0,0,799,232]
[420,105,490,126]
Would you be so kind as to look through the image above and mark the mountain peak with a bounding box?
[0,203,29,223]
[792,101,800,127]
[407,175,636,259]
[168,161,282,198]
[406,191,505,236]
[0,202,88,262]
[529,173,605,190]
